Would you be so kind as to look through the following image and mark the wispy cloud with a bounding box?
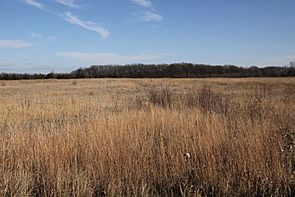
[57,51,171,64]
[63,12,110,39]
[131,0,152,8]
[141,11,163,22]
[54,0,81,9]
[23,0,45,10]
[0,40,32,48]
[130,0,163,22]
[30,31,42,39]
[30,31,58,42]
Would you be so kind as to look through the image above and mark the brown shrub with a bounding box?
[140,85,174,108]
[186,85,230,115]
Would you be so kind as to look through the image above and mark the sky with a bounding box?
[0,0,295,73]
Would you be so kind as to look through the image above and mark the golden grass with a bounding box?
[0,78,294,196]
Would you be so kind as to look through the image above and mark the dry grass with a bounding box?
[0,78,294,196]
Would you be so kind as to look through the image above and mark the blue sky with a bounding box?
[0,0,295,73]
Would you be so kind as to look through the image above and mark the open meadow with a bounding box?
[0,78,295,196]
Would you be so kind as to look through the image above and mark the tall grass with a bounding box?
[0,78,294,196]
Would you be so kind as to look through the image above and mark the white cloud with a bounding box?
[23,0,45,10]
[57,51,171,64]
[54,0,81,8]
[141,11,163,22]
[30,31,42,39]
[29,31,58,42]
[0,40,32,48]
[130,0,163,22]
[63,12,110,39]
[131,0,152,8]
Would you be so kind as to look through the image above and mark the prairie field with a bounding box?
[0,78,295,196]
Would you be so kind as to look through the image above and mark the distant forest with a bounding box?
[1,63,295,80]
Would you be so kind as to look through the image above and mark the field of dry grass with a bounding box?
[0,78,294,196]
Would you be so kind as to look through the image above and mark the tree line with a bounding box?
[1,63,295,80]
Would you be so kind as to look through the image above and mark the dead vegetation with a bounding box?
[0,78,294,196]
